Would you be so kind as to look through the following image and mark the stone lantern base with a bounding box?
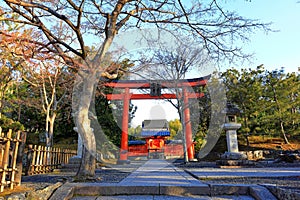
[217,122,250,167]
[216,159,250,167]
[220,151,247,160]
[216,151,248,167]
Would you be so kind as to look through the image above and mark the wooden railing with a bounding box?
[25,145,77,175]
[0,128,26,193]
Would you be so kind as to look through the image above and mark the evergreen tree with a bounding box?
[222,66,299,144]
[261,69,299,144]
[221,66,265,145]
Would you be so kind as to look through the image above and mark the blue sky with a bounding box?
[131,0,300,127]
[222,0,300,73]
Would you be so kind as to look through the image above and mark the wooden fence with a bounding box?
[0,127,77,193]
[25,145,77,175]
[0,128,26,193]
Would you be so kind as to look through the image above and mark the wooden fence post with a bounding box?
[30,145,37,175]
[9,131,20,189]
[63,149,67,165]
[38,146,44,173]
[49,147,54,171]
[42,146,47,173]
[57,148,61,168]
[15,132,26,186]
[0,129,12,192]
[35,145,40,174]
[45,146,50,173]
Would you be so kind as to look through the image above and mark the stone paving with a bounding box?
[50,159,278,200]
[185,166,300,179]
[118,159,206,187]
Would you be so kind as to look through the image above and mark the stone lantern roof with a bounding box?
[225,102,241,116]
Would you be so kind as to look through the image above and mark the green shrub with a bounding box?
[0,116,25,132]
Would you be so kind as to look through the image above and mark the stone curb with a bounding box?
[50,182,277,200]
[249,185,278,200]
[261,184,300,200]
[49,183,75,200]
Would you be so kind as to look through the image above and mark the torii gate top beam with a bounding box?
[104,75,210,89]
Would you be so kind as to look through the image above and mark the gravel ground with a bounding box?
[20,160,144,191]
[20,170,132,190]
[21,174,74,191]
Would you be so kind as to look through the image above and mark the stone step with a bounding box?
[50,159,278,200]
[51,183,277,200]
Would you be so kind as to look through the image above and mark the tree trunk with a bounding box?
[17,103,21,122]
[77,146,96,178]
[272,86,289,144]
[46,114,56,147]
[45,107,50,146]
[246,134,250,148]
[244,115,250,148]
[280,120,289,144]
[73,36,115,179]
[73,71,97,178]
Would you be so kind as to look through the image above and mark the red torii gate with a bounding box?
[104,76,210,163]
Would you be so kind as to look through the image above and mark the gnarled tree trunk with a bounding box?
[73,70,97,178]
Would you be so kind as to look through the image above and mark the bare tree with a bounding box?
[22,59,72,147]
[137,42,210,162]
[1,15,72,147]
[1,0,270,178]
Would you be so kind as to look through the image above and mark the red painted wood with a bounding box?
[106,92,205,100]
[183,87,194,160]
[119,87,130,161]
[127,143,184,158]
[104,76,209,89]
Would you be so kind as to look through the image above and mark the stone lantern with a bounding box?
[220,102,247,161]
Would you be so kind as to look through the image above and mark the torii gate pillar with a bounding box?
[183,87,195,160]
[118,87,130,164]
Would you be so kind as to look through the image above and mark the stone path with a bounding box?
[118,159,205,187]
[50,160,276,200]
[186,167,300,179]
